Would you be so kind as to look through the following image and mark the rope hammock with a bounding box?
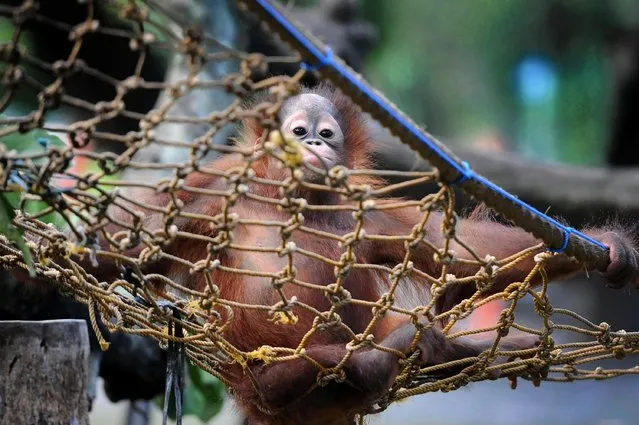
[1,0,638,422]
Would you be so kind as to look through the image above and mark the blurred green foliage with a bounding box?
[0,193,35,276]
[360,0,638,166]
[0,124,68,276]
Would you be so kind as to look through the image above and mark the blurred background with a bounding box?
[360,0,638,167]
[3,0,639,424]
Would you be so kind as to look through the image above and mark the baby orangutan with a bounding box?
[18,85,639,425]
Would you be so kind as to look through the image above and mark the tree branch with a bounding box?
[371,127,639,221]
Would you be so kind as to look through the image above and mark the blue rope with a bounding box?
[7,171,29,191]
[452,161,472,185]
[301,47,333,72]
[548,227,572,253]
[445,159,603,252]
[253,0,609,255]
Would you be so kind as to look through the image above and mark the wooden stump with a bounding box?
[0,320,90,425]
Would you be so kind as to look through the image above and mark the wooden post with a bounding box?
[0,320,90,425]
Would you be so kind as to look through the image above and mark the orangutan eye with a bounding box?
[293,127,307,136]
[319,129,333,138]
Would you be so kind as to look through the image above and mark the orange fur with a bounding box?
[59,86,638,425]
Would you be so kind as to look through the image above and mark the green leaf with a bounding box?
[0,126,66,153]
[153,362,226,423]
[186,362,225,422]
[0,193,35,277]
[0,122,73,228]
[22,198,67,229]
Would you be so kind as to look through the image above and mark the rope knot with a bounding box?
[280,216,304,240]
[269,309,299,326]
[210,231,232,251]
[316,368,346,387]
[532,294,553,318]
[345,334,374,352]
[361,199,376,211]
[246,346,276,364]
[390,261,414,280]
[243,53,268,75]
[223,74,254,97]
[139,245,162,264]
[475,258,497,292]
[280,197,307,215]
[346,184,373,202]
[373,292,395,316]
[326,165,349,187]
[210,212,240,232]
[340,230,366,247]
[455,299,475,319]
[324,284,352,306]
[597,322,613,347]
[496,311,515,337]
[534,252,554,264]
[38,83,64,110]
[314,312,342,330]
[271,269,296,289]
[191,258,221,274]
[407,229,426,249]
[433,248,456,266]
[278,241,297,257]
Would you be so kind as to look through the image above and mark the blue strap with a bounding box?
[548,227,572,253]
[451,161,472,185]
[301,47,333,72]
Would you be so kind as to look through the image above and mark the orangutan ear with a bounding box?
[243,116,262,138]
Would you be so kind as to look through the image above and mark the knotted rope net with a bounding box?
[1,0,639,420]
